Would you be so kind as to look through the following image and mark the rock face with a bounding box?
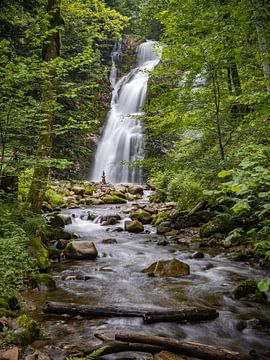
[143,258,190,277]
[124,220,144,233]
[64,241,98,260]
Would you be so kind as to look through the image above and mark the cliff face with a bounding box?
[116,34,145,78]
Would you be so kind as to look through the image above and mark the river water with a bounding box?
[23,193,270,359]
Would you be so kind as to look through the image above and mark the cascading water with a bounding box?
[90,41,161,184]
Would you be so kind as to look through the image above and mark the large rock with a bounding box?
[157,221,172,235]
[127,184,144,196]
[0,347,19,360]
[233,279,267,303]
[143,258,190,277]
[64,241,98,260]
[131,209,152,224]
[48,214,72,228]
[124,220,144,233]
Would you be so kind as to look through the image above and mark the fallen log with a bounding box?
[143,308,218,324]
[115,333,256,360]
[81,334,163,357]
[44,302,218,324]
[44,302,151,317]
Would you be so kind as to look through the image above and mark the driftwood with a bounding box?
[82,334,163,357]
[44,302,218,324]
[114,333,256,360]
[143,308,218,324]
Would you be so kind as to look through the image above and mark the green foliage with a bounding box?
[0,205,36,298]
[44,188,65,209]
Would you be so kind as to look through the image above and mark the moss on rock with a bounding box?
[233,279,267,303]
[32,273,56,290]
[131,209,152,224]
[44,188,65,209]
[27,237,50,271]
[15,314,40,345]
[152,211,170,225]
[102,195,127,204]
[200,219,224,238]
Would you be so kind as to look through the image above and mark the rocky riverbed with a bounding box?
[1,183,270,360]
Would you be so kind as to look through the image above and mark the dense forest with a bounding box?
[0,0,270,358]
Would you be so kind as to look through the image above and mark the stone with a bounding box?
[153,351,185,360]
[72,187,85,196]
[0,347,19,360]
[102,238,118,244]
[125,193,136,201]
[64,241,98,260]
[24,350,51,360]
[124,220,144,233]
[192,251,204,259]
[143,258,190,277]
[200,220,224,238]
[131,209,152,224]
[233,279,267,303]
[32,274,56,290]
[14,315,40,345]
[102,195,126,204]
[127,184,144,195]
[114,184,127,193]
[157,221,172,235]
[144,205,157,214]
[48,214,72,228]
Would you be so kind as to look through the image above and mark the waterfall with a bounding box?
[90,40,161,184]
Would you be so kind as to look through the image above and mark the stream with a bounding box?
[23,192,270,359]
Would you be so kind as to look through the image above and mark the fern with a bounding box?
[67,346,107,360]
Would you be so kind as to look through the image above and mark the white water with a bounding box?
[90,41,161,183]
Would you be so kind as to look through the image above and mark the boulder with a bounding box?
[127,184,144,196]
[233,279,267,303]
[131,209,153,224]
[64,241,98,260]
[124,220,144,233]
[115,184,127,193]
[0,347,19,360]
[97,213,121,223]
[48,214,72,228]
[72,187,85,196]
[200,219,224,238]
[143,258,190,277]
[32,274,56,290]
[102,195,126,204]
[157,221,172,235]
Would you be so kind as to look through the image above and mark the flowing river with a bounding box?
[23,193,270,359]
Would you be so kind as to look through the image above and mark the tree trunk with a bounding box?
[253,0,270,92]
[25,0,62,213]
[115,333,256,360]
[44,302,218,324]
[143,308,218,324]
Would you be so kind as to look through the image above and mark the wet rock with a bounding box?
[48,214,72,228]
[32,274,56,291]
[56,239,69,250]
[131,209,153,224]
[164,229,179,237]
[125,193,136,201]
[157,239,169,246]
[143,258,190,277]
[157,221,172,235]
[153,351,185,360]
[127,184,144,196]
[98,213,121,222]
[192,251,204,259]
[203,262,214,270]
[124,220,144,233]
[233,279,267,303]
[64,241,98,260]
[100,217,119,226]
[112,227,124,232]
[102,195,127,204]
[102,238,118,244]
[144,205,157,214]
[0,347,19,360]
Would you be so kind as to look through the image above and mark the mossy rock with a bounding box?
[131,209,153,224]
[85,186,95,195]
[102,195,127,204]
[152,211,170,225]
[112,191,126,199]
[32,273,56,290]
[15,314,40,345]
[27,237,50,271]
[41,227,72,241]
[200,219,224,238]
[48,247,61,261]
[44,189,65,209]
[233,279,267,303]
